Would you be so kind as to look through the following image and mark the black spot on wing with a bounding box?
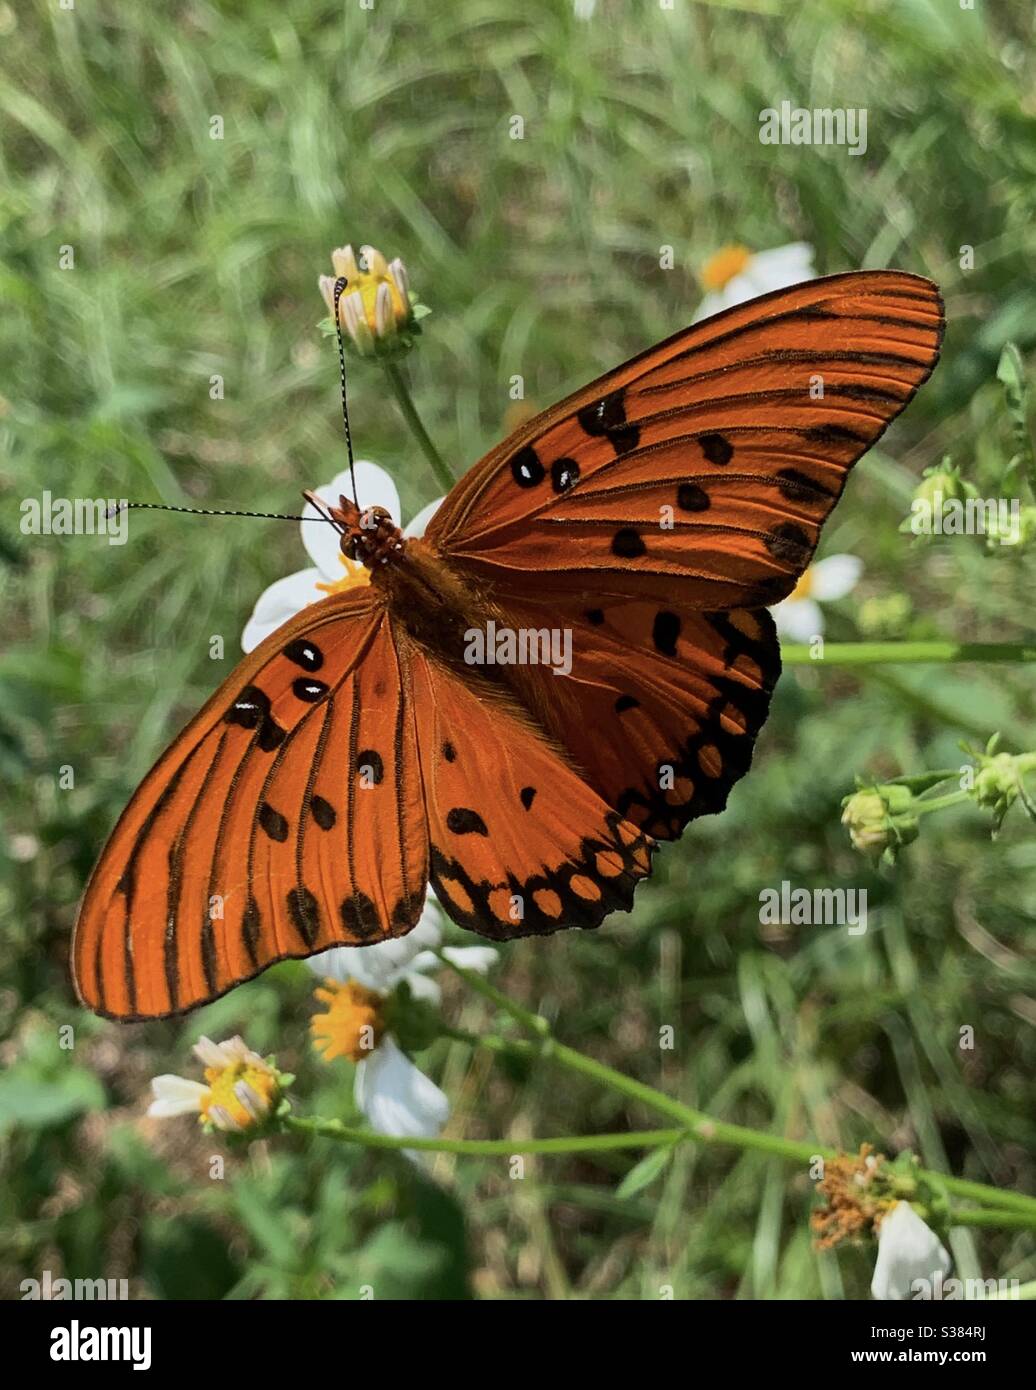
[551,457,580,493]
[356,749,384,785]
[340,891,382,939]
[612,528,646,559]
[287,887,321,947]
[447,807,489,836]
[292,677,329,703]
[226,685,286,751]
[283,639,324,672]
[577,388,640,456]
[677,482,710,512]
[652,611,681,657]
[777,468,833,504]
[258,802,289,842]
[765,522,812,567]
[699,432,733,466]
[310,795,336,830]
[511,445,545,488]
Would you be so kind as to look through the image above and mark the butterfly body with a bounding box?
[74,271,944,1019]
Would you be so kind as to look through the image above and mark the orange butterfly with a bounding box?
[74,270,943,1019]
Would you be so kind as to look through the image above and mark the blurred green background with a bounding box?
[2,0,1035,1299]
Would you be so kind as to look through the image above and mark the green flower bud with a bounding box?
[841,784,919,857]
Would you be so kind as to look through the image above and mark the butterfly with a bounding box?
[73,270,943,1019]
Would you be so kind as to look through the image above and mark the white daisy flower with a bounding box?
[241,461,444,652]
[694,242,817,322]
[310,905,497,1151]
[871,1201,952,1301]
[147,1035,281,1134]
[770,554,862,642]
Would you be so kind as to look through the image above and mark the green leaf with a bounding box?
[996,343,1036,496]
[616,1142,678,1200]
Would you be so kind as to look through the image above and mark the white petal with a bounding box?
[355,1037,450,1140]
[374,282,395,336]
[403,972,442,1005]
[306,898,443,990]
[871,1202,951,1301]
[148,1075,207,1117]
[192,1036,228,1068]
[771,596,824,642]
[388,257,410,304]
[439,945,499,975]
[241,568,325,652]
[317,274,336,316]
[746,242,816,290]
[808,554,863,601]
[331,245,361,281]
[404,497,446,538]
[693,289,729,323]
[302,462,402,574]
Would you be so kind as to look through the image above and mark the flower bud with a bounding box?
[840,784,918,857]
[318,242,420,358]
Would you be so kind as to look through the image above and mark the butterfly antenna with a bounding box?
[107,502,331,522]
[332,276,360,509]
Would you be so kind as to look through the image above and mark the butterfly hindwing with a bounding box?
[428,271,943,608]
[402,640,654,940]
[491,598,780,841]
[73,589,429,1019]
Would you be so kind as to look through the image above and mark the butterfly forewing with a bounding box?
[428,272,943,608]
[73,589,429,1019]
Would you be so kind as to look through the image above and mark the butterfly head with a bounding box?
[304,489,406,570]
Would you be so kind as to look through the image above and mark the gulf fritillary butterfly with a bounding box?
[73,270,943,1020]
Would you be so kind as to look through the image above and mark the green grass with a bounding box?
[2,0,1035,1299]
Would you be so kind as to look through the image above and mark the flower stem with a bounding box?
[437,955,1036,1222]
[782,641,1036,666]
[284,1115,684,1157]
[949,1208,1036,1232]
[382,360,454,495]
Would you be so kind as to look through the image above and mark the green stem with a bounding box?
[782,641,1036,666]
[913,790,970,816]
[382,360,454,494]
[284,1115,684,1156]
[949,1208,1036,1232]
[438,958,1036,1221]
[434,951,549,1037]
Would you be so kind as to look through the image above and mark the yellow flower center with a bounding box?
[311,978,387,1064]
[334,248,409,333]
[700,244,752,292]
[199,1061,278,1131]
[788,566,815,601]
[315,550,371,596]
